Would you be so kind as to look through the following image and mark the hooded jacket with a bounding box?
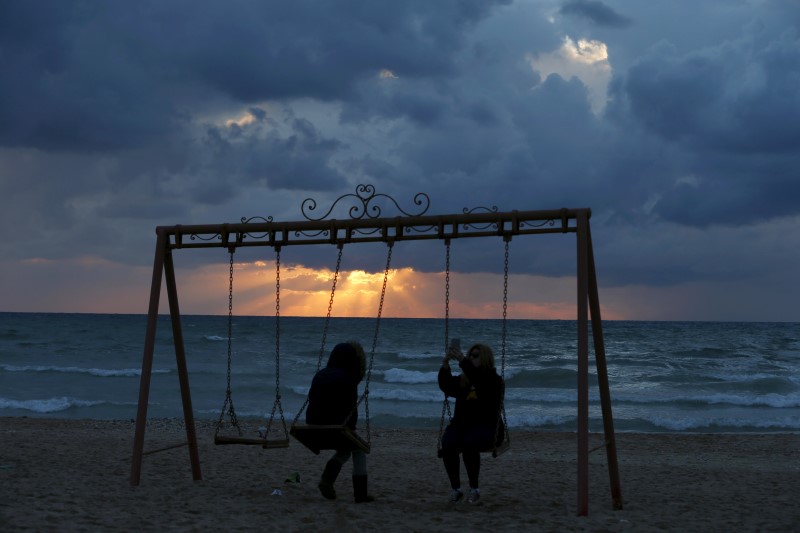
[306,343,362,429]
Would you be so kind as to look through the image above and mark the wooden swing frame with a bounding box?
[130,185,623,516]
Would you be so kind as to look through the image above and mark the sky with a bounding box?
[1,0,799,322]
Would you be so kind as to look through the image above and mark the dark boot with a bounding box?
[318,459,342,500]
[353,475,375,503]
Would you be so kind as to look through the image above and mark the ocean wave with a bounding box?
[503,388,577,403]
[285,383,800,409]
[0,364,171,378]
[383,368,438,384]
[195,407,300,421]
[699,374,799,393]
[0,396,106,413]
[638,414,800,432]
[612,391,800,409]
[504,412,800,432]
[505,412,573,428]
[363,410,800,433]
[290,385,311,397]
[396,351,440,360]
[374,385,800,409]
[700,392,800,408]
[286,384,443,403]
[369,388,443,402]
[505,367,576,388]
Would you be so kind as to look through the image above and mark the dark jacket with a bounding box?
[438,359,503,432]
[306,343,362,429]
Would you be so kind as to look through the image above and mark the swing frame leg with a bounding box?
[576,212,622,515]
[132,229,202,486]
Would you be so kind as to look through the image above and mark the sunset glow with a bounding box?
[172,260,588,320]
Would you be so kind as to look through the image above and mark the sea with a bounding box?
[1,312,799,434]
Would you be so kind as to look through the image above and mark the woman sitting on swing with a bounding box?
[438,341,504,504]
[307,341,374,503]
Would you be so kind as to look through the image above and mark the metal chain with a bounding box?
[291,243,345,428]
[216,248,240,438]
[264,246,289,440]
[497,237,511,450]
[502,238,509,376]
[438,239,452,452]
[444,238,451,354]
[275,246,281,373]
[266,393,288,439]
[360,241,394,443]
[319,244,344,371]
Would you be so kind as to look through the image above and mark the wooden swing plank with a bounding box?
[488,439,510,457]
[436,439,510,458]
[290,424,370,455]
[214,435,290,448]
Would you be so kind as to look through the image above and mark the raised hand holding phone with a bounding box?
[443,338,461,365]
[448,338,463,362]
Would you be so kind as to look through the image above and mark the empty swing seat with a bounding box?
[290,424,370,455]
[214,434,290,448]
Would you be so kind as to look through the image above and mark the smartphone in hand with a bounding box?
[449,338,461,351]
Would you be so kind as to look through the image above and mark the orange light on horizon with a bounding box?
[1,256,622,320]
[176,259,587,320]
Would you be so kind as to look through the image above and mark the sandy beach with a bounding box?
[1,418,798,532]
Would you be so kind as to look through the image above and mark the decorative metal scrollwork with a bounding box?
[188,215,277,242]
[302,184,430,222]
[239,215,274,239]
[294,228,329,238]
[520,219,556,229]
[190,232,222,242]
[461,205,499,230]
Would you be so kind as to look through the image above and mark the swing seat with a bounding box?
[437,439,510,458]
[290,424,370,455]
[488,439,510,457]
[214,435,290,448]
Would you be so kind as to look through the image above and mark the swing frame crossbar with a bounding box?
[130,190,622,516]
[156,207,579,250]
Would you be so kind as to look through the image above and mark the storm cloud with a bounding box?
[1,0,798,321]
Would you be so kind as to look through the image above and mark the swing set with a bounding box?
[130,184,622,516]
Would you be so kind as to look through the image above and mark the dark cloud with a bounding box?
[0,0,511,153]
[606,26,800,227]
[617,31,800,154]
[199,112,348,193]
[0,3,181,152]
[559,0,631,28]
[1,0,799,319]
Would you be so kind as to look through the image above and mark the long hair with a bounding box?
[469,343,496,369]
[459,343,495,388]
